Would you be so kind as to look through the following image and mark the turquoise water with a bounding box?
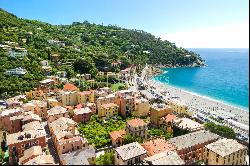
[154,48,249,110]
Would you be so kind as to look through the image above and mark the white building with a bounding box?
[5,67,27,76]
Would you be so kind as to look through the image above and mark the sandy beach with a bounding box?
[147,79,249,126]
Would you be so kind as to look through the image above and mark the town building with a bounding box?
[0,108,23,133]
[86,103,96,114]
[73,107,92,123]
[59,146,96,165]
[168,130,221,165]
[47,98,61,108]
[49,117,88,155]
[96,94,116,110]
[134,97,150,117]
[61,91,77,106]
[5,97,23,108]
[7,121,46,164]
[204,138,247,165]
[115,90,135,118]
[126,118,148,139]
[109,130,126,147]
[159,114,177,133]
[98,103,119,120]
[63,83,79,92]
[141,138,176,157]
[174,118,205,132]
[50,53,60,62]
[47,106,68,123]
[143,150,185,165]
[25,88,44,100]
[169,99,192,117]
[115,142,147,165]
[18,146,55,165]
[150,103,172,127]
[5,67,27,76]
[77,91,95,105]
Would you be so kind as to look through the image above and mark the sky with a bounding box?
[0,0,249,48]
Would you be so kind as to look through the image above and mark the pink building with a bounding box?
[73,107,92,123]
[0,108,23,133]
[47,106,68,123]
[49,117,88,155]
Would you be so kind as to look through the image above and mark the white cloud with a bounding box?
[155,21,249,48]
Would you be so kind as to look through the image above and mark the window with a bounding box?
[63,146,65,149]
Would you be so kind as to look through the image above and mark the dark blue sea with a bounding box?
[153,48,249,111]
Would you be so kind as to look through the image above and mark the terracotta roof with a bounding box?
[63,83,79,91]
[65,106,73,110]
[141,138,176,156]
[109,130,126,141]
[163,114,177,122]
[127,118,146,128]
[101,103,118,109]
[76,104,83,109]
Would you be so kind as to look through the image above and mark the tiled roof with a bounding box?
[22,121,44,132]
[144,150,185,165]
[19,146,43,164]
[169,130,221,150]
[161,114,177,122]
[174,118,204,131]
[74,107,92,115]
[127,118,146,128]
[115,142,147,161]
[141,138,176,156]
[109,130,126,141]
[47,106,67,116]
[78,91,92,95]
[23,154,56,165]
[205,138,247,157]
[0,108,23,117]
[63,83,79,91]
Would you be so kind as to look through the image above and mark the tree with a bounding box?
[204,122,236,139]
[0,148,4,165]
[96,150,115,165]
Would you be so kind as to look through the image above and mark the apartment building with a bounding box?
[77,91,95,105]
[73,107,92,123]
[115,142,147,165]
[98,103,119,120]
[126,118,148,139]
[61,91,78,106]
[169,99,193,117]
[7,121,46,164]
[134,97,150,117]
[150,103,172,127]
[174,118,205,132]
[168,130,221,165]
[159,114,177,133]
[49,117,88,155]
[47,106,68,123]
[109,130,126,147]
[115,90,135,118]
[0,108,23,133]
[204,138,247,165]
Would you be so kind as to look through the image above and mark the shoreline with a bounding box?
[148,78,249,125]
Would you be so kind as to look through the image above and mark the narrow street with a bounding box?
[42,121,60,164]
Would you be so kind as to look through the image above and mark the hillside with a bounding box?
[0,9,204,98]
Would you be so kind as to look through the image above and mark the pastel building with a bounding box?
[150,103,172,127]
[47,106,68,123]
[134,98,150,117]
[204,138,247,165]
[0,108,23,133]
[109,130,126,147]
[126,118,148,139]
[77,91,95,105]
[7,121,46,164]
[73,107,92,123]
[98,103,119,120]
[169,99,192,117]
[159,114,177,133]
[25,88,44,100]
[86,103,96,114]
[141,138,176,157]
[115,142,147,165]
[49,117,88,155]
[115,90,135,118]
[61,91,77,106]
[5,97,23,108]
[168,130,221,165]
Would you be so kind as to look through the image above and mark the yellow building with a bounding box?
[134,98,150,117]
[150,103,172,127]
[169,99,192,117]
[96,94,115,109]
[47,98,61,109]
[61,91,77,106]
[77,91,95,105]
[98,103,118,120]
[25,88,44,100]
[204,138,247,165]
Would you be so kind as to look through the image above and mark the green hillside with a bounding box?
[0,8,204,98]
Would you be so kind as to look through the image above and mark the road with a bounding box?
[42,121,60,164]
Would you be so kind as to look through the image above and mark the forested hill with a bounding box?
[0,8,204,97]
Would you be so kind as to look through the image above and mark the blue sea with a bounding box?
[153,48,249,111]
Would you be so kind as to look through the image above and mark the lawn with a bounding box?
[111,83,126,92]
